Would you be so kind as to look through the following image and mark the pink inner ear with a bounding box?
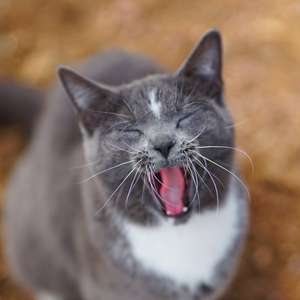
[159,167,185,216]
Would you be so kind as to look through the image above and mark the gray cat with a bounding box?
[3,29,249,300]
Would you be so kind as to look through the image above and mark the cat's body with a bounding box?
[4,31,248,300]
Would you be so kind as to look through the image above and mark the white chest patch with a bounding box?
[124,186,240,291]
[148,89,162,119]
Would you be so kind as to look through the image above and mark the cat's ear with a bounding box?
[177,29,222,82]
[58,66,116,113]
[58,67,120,133]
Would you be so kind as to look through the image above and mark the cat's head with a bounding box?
[58,30,235,224]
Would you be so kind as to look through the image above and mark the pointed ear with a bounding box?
[177,29,222,81]
[58,66,117,113]
[58,66,119,134]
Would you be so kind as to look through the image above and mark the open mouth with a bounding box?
[153,167,190,217]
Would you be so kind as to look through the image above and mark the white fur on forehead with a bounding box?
[148,89,162,119]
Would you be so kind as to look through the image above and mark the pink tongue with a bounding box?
[159,167,186,216]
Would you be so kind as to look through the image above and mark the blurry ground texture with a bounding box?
[0,0,300,299]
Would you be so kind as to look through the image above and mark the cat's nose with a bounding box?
[153,140,175,159]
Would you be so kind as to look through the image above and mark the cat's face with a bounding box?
[59,30,235,224]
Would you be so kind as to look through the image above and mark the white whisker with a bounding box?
[122,141,141,154]
[125,165,142,209]
[95,160,143,216]
[193,145,254,173]
[190,155,214,198]
[80,159,136,184]
[190,153,220,212]
[187,127,206,144]
[185,157,200,208]
[70,158,101,170]
[225,119,249,129]
[141,173,147,204]
[106,142,137,155]
[193,151,250,198]
[148,165,170,189]
[145,168,165,210]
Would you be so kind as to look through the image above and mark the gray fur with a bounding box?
[4,30,248,300]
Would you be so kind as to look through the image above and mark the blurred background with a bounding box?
[0,0,300,299]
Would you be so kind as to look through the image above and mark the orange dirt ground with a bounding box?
[0,1,300,299]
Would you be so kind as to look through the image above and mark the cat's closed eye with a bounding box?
[176,109,201,129]
[121,127,143,138]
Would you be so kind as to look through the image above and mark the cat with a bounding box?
[3,29,249,300]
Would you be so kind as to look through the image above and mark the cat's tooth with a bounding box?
[166,211,171,216]
[183,207,188,212]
